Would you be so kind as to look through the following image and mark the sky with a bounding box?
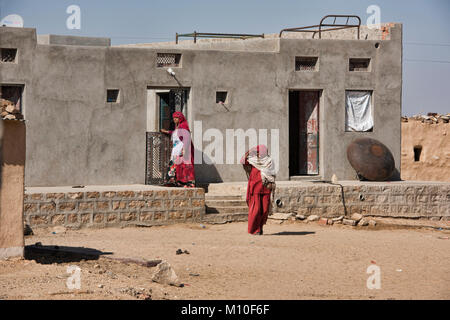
[1,0,449,116]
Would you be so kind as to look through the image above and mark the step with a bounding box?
[290,175,323,181]
[205,194,244,201]
[203,212,248,224]
[205,206,248,214]
[206,182,247,195]
[205,199,247,207]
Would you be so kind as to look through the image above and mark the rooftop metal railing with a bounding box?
[176,31,265,44]
[279,15,361,39]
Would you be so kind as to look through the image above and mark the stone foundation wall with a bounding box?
[24,188,205,229]
[272,183,450,221]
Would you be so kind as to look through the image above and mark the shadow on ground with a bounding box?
[24,243,113,264]
[269,231,316,236]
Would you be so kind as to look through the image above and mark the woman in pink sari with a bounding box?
[161,112,195,188]
[241,145,276,235]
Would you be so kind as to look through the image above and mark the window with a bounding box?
[345,90,373,132]
[1,48,17,63]
[106,89,120,103]
[156,53,181,68]
[349,58,371,71]
[0,85,23,113]
[414,146,422,162]
[295,57,318,71]
[216,91,228,104]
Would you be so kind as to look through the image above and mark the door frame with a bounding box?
[288,89,323,178]
[146,86,192,133]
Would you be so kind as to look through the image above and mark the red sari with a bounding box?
[244,159,272,235]
[168,112,195,187]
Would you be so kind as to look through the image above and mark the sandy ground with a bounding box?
[0,220,449,300]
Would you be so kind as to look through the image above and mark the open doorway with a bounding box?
[289,90,320,176]
[145,88,190,185]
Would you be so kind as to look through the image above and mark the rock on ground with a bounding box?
[151,261,182,287]
[307,215,320,222]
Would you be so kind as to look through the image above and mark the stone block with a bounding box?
[80,213,92,224]
[120,212,138,221]
[93,213,105,223]
[102,191,117,198]
[31,193,43,200]
[46,193,65,200]
[86,192,100,199]
[112,201,127,210]
[140,212,153,222]
[40,202,56,213]
[51,214,65,225]
[343,219,357,226]
[58,202,77,212]
[67,192,84,200]
[66,213,79,224]
[30,215,48,226]
[24,203,38,214]
[117,191,135,198]
[303,196,315,205]
[107,213,119,223]
[79,202,94,211]
[128,200,146,209]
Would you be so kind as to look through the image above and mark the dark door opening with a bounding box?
[289,90,320,176]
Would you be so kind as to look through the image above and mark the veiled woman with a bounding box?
[241,145,276,235]
[161,112,196,188]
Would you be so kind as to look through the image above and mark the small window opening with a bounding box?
[414,146,422,162]
[0,85,23,115]
[349,58,371,71]
[216,91,228,104]
[107,89,120,103]
[295,57,318,71]
[156,53,181,68]
[1,48,17,63]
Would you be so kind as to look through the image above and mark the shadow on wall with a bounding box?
[194,149,223,184]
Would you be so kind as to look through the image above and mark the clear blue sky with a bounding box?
[1,0,449,116]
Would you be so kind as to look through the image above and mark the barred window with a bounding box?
[1,48,17,63]
[156,53,181,68]
[295,57,318,71]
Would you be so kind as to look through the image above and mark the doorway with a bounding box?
[145,88,190,185]
[289,90,320,176]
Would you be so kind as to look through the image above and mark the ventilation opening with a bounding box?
[295,57,318,71]
[156,53,181,68]
[106,89,120,103]
[1,48,17,63]
[216,91,228,104]
[414,146,422,162]
[349,58,371,71]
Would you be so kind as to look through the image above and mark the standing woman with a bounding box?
[161,112,196,188]
[241,145,276,235]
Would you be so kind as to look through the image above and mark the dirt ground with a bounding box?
[0,220,449,300]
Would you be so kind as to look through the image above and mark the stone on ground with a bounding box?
[151,260,182,287]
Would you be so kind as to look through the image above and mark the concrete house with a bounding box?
[0,18,402,187]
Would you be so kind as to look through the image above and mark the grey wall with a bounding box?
[0,25,402,187]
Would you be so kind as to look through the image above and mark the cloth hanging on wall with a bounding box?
[345,91,373,132]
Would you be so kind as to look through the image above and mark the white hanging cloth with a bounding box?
[345,91,373,132]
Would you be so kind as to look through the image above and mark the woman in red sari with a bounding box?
[161,112,196,188]
[241,145,276,235]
